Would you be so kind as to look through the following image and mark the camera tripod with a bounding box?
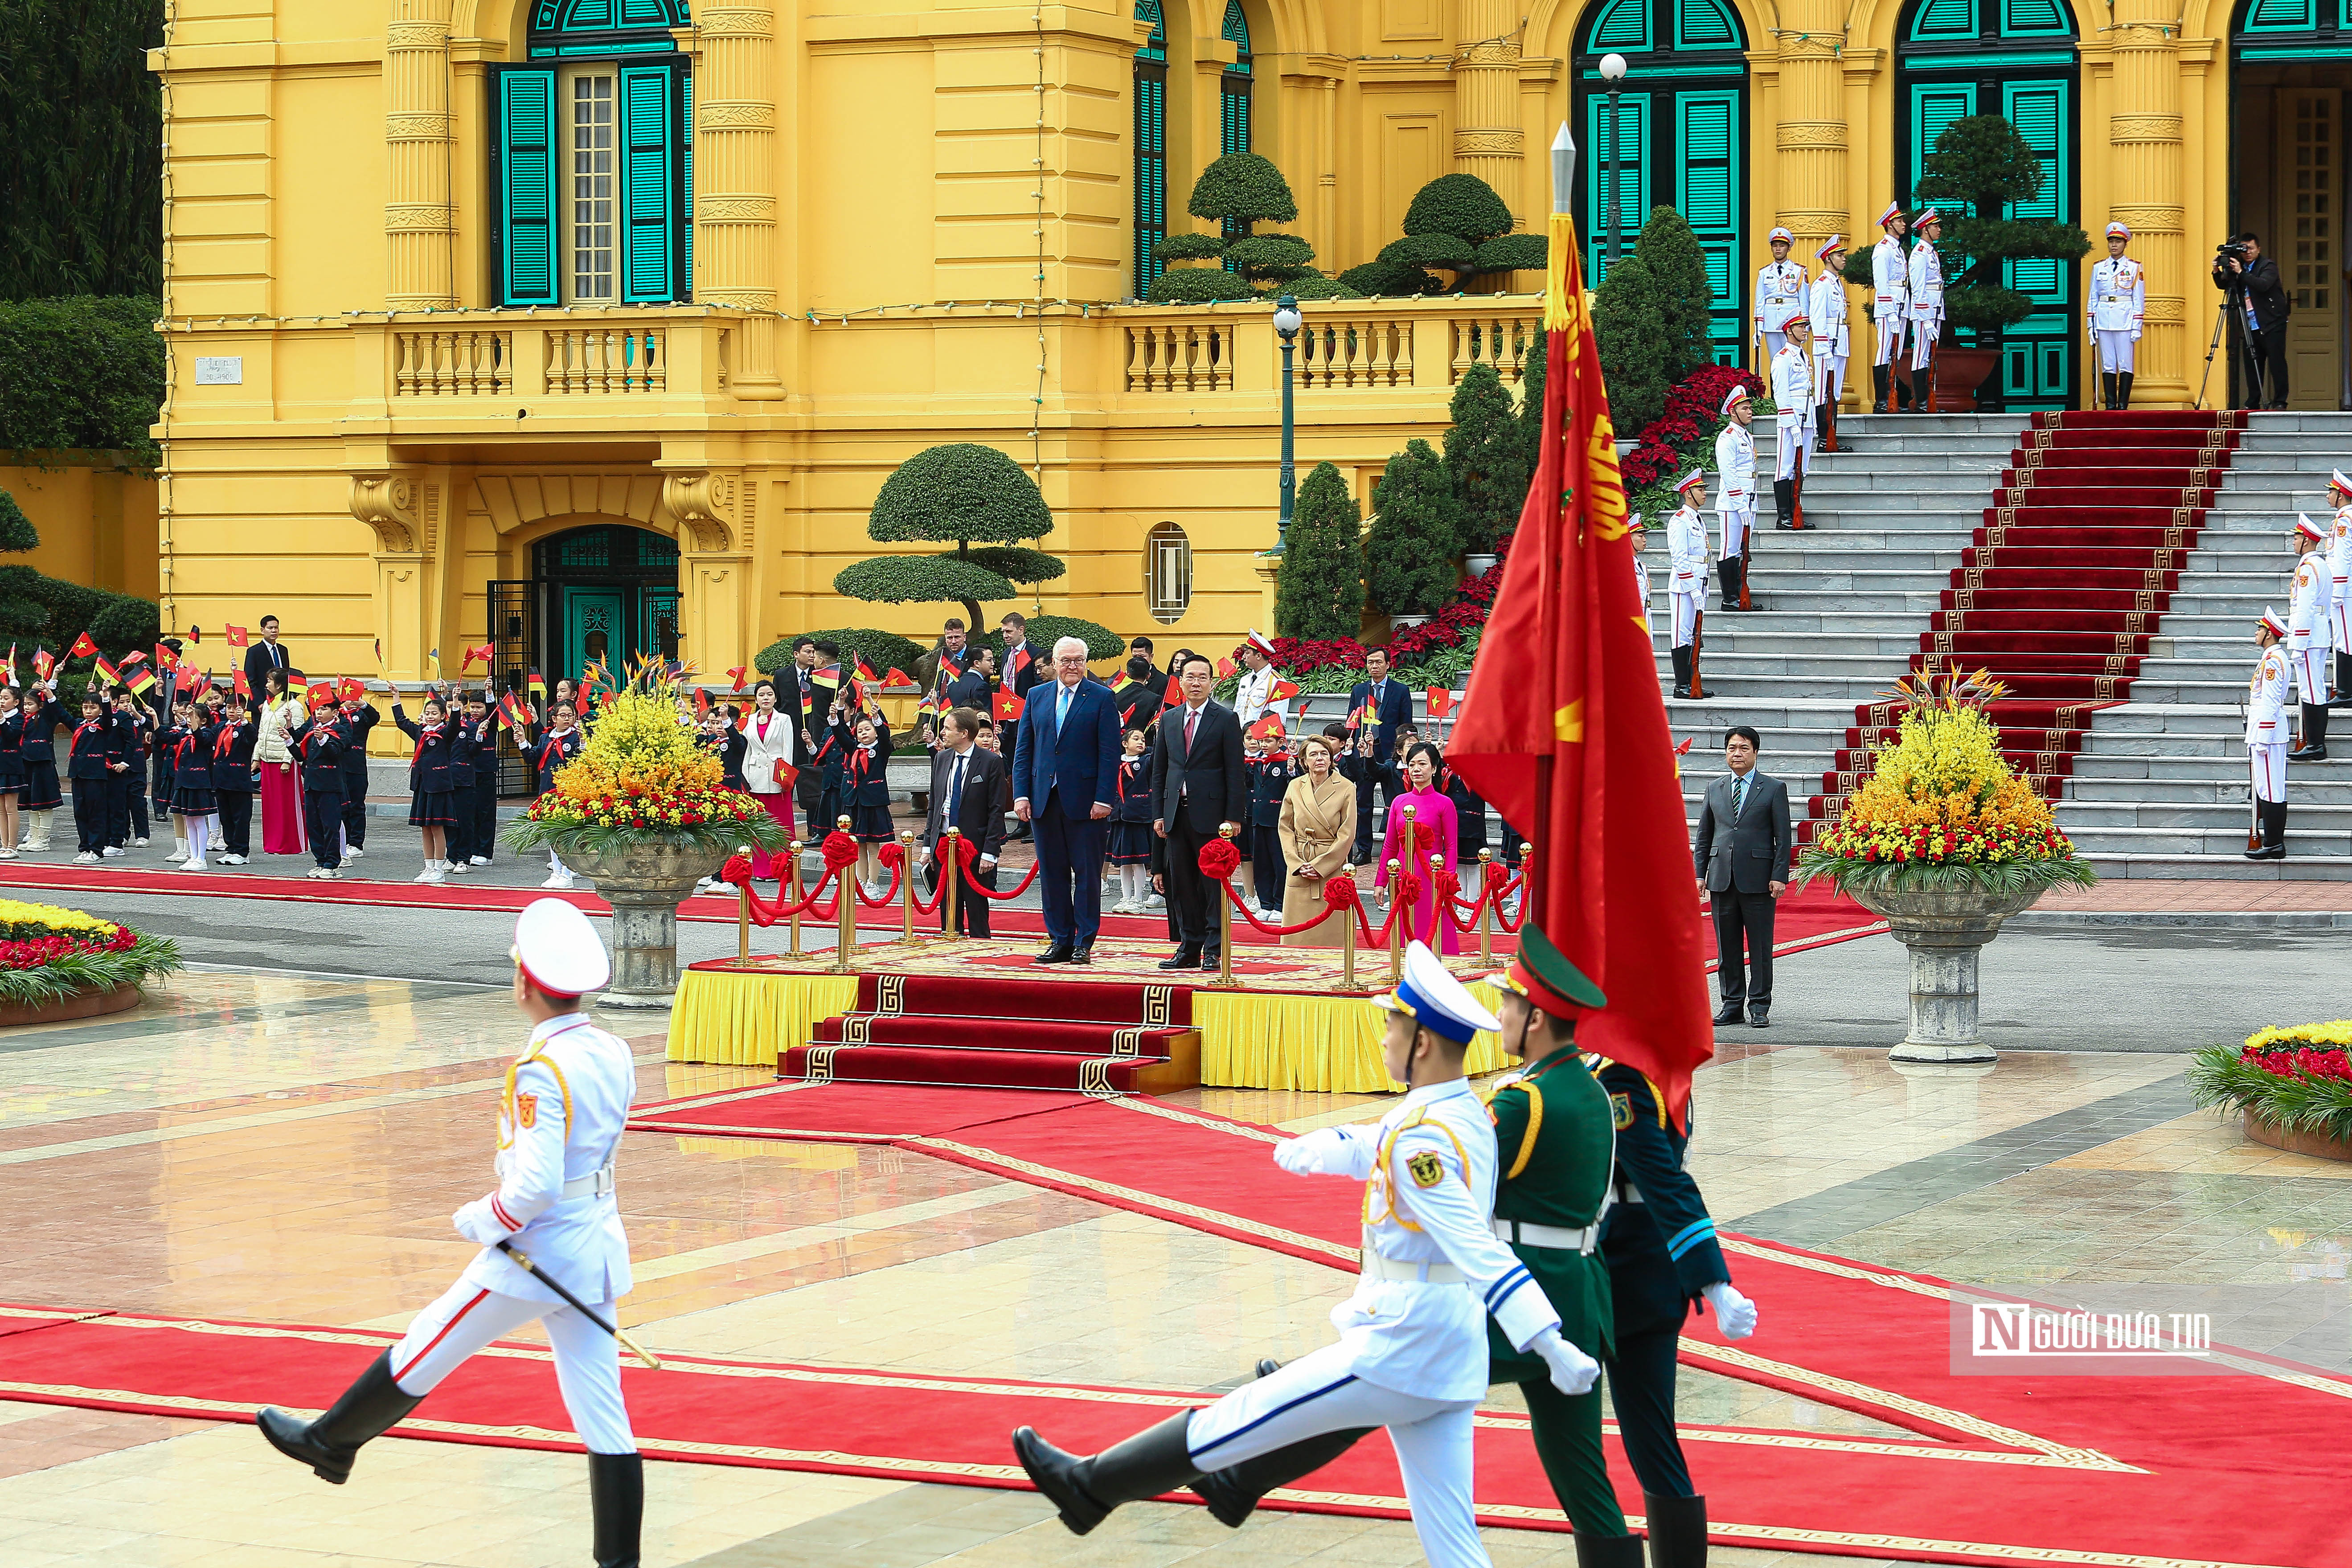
[2197,294,2266,411]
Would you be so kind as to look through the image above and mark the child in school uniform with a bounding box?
[66,693,126,861]
[155,694,186,861]
[170,699,222,870]
[530,700,586,889]
[111,689,150,848]
[459,690,499,868]
[0,685,26,859]
[393,690,460,882]
[15,681,66,853]
[335,689,378,861]
[837,708,895,897]
[1106,727,1153,914]
[294,694,347,878]
[1248,729,1295,917]
[211,695,259,864]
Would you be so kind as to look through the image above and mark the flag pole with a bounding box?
[1527,121,1576,935]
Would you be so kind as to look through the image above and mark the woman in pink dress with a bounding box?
[739,680,798,880]
[1373,741,1460,955]
[255,668,307,856]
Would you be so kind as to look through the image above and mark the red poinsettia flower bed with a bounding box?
[1619,364,1766,493]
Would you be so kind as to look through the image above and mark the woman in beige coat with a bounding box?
[1277,733,1357,948]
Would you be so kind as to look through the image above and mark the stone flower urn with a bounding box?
[560,840,734,1007]
[1843,882,2042,1064]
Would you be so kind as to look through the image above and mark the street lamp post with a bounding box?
[1600,53,1628,266]
[1273,293,1303,547]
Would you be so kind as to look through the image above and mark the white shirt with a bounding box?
[460,1013,637,1306]
[1713,422,1754,508]
[1908,241,1945,315]
[2248,645,2293,746]
[1753,260,1806,332]
[2089,256,2145,335]
[1871,236,1909,318]
[1666,504,1709,588]
[1771,341,1816,426]
[1306,1078,1559,1400]
[1234,664,1277,726]
[1634,553,1653,634]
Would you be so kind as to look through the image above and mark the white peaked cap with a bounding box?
[2298,512,2326,540]
[1376,941,1503,1044]
[2331,468,2352,494]
[1766,226,1793,244]
[1246,629,1277,656]
[1674,469,1707,495]
[513,897,611,997]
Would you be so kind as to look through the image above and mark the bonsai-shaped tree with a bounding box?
[835,444,1077,638]
[1591,253,1670,436]
[1274,461,1366,641]
[1365,440,1466,618]
[1150,152,1355,303]
[1340,174,1547,297]
[1442,362,1527,557]
[1906,115,2090,390]
[1631,206,1717,385]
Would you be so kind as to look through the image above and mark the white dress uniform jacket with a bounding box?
[1907,240,1945,319]
[1308,1079,1561,1399]
[459,1012,637,1306]
[741,709,795,795]
[2088,256,2145,336]
[1752,260,1807,336]
[1667,504,1709,593]
[1870,236,1909,324]
[2247,644,2293,749]
[2291,551,2334,650]
[1713,421,1756,560]
[2331,509,2352,648]
[1809,269,1850,361]
[1635,552,1653,636]
[1233,664,1277,728]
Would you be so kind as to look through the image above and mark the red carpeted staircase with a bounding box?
[781,972,1203,1095]
[1821,410,2241,827]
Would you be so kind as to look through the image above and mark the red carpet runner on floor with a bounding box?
[1811,409,2241,835]
[785,973,1198,1094]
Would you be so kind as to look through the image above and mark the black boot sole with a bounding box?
[258,1407,354,1484]
[1013,1426,1110,1535]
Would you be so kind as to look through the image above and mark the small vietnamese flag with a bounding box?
[1215,656,1237,679]
[68,631,98,660]
[156,643,178,671]
[1425,685,1457,719]
[33,648,54,681]
[1,644,13,685]
[992,686,1026,725]
[224,624,250,648]
[1162,683,1183,708]
[726,666,748,693]
[233,669,251,699]
[692,686,711,716]
[1008,645,1033,676]
[120,650,145,668]
[461,642,494,671]
[883,667,914,690]
[1268,676,1300,702]
[338,677,365,704]
[1248,712,1285,744]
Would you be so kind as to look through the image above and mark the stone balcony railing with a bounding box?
[1114,295,1541,398]
[348,305,739,428]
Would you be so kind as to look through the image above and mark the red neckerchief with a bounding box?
[410,719,444,766]
[536,728,575,772]
[74,719,107,753]
[847,742,877,783]
[299,723,335,761]
[214,722,245,760]
[1117,756,1143,802]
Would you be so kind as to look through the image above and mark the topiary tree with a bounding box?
[835,443,1063,635]
[1365,440,1465,618]
[1364,174,1547,296]
[1910,114,2090,389]
[754,627,930,687]
[1442,362,1527,557]
[1149,152,1328,302]
[1274,461,1365,641]
[974,614,1126,666]
[1592,254,1669,436]
[1632,206,1717,385]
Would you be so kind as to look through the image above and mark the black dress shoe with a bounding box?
[1070,945,1093,965]
[1201,949,1221,971]
[1748,1004,1770,1028]
[1157,946,1200,970]
[1713,1002,1744,1026]
[1036,945,1075,965]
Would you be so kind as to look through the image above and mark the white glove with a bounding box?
[1703,1281,1758,1340]
[1273,1127,1371,1179]
[452,1197,511,1248]
[1529,1326,1600,1396]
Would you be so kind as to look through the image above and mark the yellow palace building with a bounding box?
[149,0,2349,691]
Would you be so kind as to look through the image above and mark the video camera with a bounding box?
[2216,240,2250,269]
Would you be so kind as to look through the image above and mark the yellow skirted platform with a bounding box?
[664,940,1509,1093]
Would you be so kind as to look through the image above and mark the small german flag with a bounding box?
[126,663,157,696]
[527,668,547,697]
[93,655,123,688]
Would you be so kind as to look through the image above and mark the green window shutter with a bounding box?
[1911,82,1976,201]
[618,61,683,303]
[1587,0,1653,52]
[1999,0,2069,35]
[2244,0,2318,29]
[1909,0,1977,40]
[681,67,694,295]
[2001,79,2068,299]
[1585,91,1648,285]
[1675,0,1741,50]
[1676,94,1736,228]
[494,66,561,307]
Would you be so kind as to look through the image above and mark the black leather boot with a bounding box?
[1671,645,1692,700]
[1578,1531,1649,1567]
[589,1452,644,1568]
[1015,1413,1202,1536]
[1773,479,1795,530]
[2335,649,2352,707]
[1872,363,1890,413]
[257,1350,426,1484]
[1643,1491,1710,1567]
[1714,558,1736,610]
[1190,1425,1373,1527]
[2098,372,2114,411]
[2290,702,2329,761]
[2265,798,2290,860]
[2117,370,2134,409]
[1729,553,1752,610]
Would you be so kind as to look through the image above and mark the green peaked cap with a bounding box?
[1508,922,1606,1012]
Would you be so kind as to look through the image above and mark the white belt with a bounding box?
[1360,1252,1466,1285]
[1618,1180,1645,1205]
[1492,1217,1600,1255]
[561,1160,616,1200]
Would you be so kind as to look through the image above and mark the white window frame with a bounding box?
[1145,522,1193,624]
[561,65,619,304]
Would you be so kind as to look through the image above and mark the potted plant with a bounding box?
[1903,115,2090,413]
[506,664,787,1007]
[2188,1023,2352,1162]
[1797,670,2095,1062]
[0,897,181,1025]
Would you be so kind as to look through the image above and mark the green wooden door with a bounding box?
[564,588,625,685]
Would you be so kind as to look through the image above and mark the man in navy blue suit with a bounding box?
[1011,636,1121,964]
[1346,647,1413,764]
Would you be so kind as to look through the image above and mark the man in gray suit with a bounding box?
[1692,725,1792,1028]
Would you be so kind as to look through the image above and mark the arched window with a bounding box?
[1221,1,1253,158]
[1135,1,1169,298]
[492,0,692,307]
[1144,521,1193,623]
[1897,0,2077,409]
[1571,0,1748,362]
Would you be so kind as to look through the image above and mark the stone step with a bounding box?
[2059,796,2352,830]
[2067,774,2352,804]
[2082,851,2352,880]
[2063,822,2352,856]
[1649,630,1928,659]
[2074,749,2352,780]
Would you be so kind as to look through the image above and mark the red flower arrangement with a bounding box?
[1619,365,1766,494]
[1197,838,1242,881]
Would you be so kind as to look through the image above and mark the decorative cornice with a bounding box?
[694,4,776,37]
[1456,40,1520,66]
[350,473,420,554]
[2142,295,2185,322]
[662,471,738,552]
[385,112,454,140]
[2112,204,2185,230]
[386,20,451,49]
[698,196,779,221]
[698,101,776,128]
[2110,114,2184,143]
[385,205,456,232]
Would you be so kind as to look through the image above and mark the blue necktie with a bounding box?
[1731,774,1747,823]
[947,752,967,823]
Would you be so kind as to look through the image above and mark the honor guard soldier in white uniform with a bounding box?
[2088,221,2146,410]
[1666,470,1712,699]
[258,899,645,1568]
[1752,227,1806,369]
[1629,513,1653,639]
[2247,608,2294,860]
[1907,209,1947,409]
[2288,512,2334,759]
[1770,316,1818,531]
[1713,386,1758,611]
[1012,942,1598,1568]
[1870,201,1912,411]
[2327,469,2352,706]
[1233,629,1280,729]
[1810,235,1851,453]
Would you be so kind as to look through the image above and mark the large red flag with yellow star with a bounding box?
[1444,198,1713,1127]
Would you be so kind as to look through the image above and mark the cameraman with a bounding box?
[2213,232,2290,409]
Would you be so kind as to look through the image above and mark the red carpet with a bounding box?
[1810,410,2241,836]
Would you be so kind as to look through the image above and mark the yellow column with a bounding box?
[1454,0,1524,217]
[694,2,784,399]
[1771,6,1848,254]
[385,0,456,309]
[2108,3,2188,405]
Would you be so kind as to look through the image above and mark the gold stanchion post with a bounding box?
[832,815,856,974]
[737,884,751,962]
[1429,850,1447,963]
[1386,857,1404,983]
[787,839,804,958]
[942,827,962,941]
[1340,881,1357,989]
[898,828,918,944]
[1217,823,1237,987]
[1476,848,1494,966]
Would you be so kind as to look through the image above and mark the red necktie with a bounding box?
[1185,708,1199,751]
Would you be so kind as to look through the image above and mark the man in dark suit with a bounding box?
[243,614,291,697]
[2213,232,2291,409]
[1125,636,1168,705]
[945,648,997,713]
[922,706,1011,937]
[786,637,833,831]
[1691,725,1792,1028]
[1151,652,1248,971]
[1011,635,1121,963]
[1347,647,1413,764]
[997,613,1046,700]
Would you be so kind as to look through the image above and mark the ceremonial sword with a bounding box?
[496,1240,664,1369]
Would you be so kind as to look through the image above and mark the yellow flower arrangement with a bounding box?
[0,899,181,1006]
[0,899,124,941]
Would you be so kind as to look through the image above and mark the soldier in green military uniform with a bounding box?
[1187,923,1646,1567]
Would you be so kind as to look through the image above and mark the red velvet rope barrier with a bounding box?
[954,835,1044,900]
[727,862,847,928]
[854,857,904,909]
